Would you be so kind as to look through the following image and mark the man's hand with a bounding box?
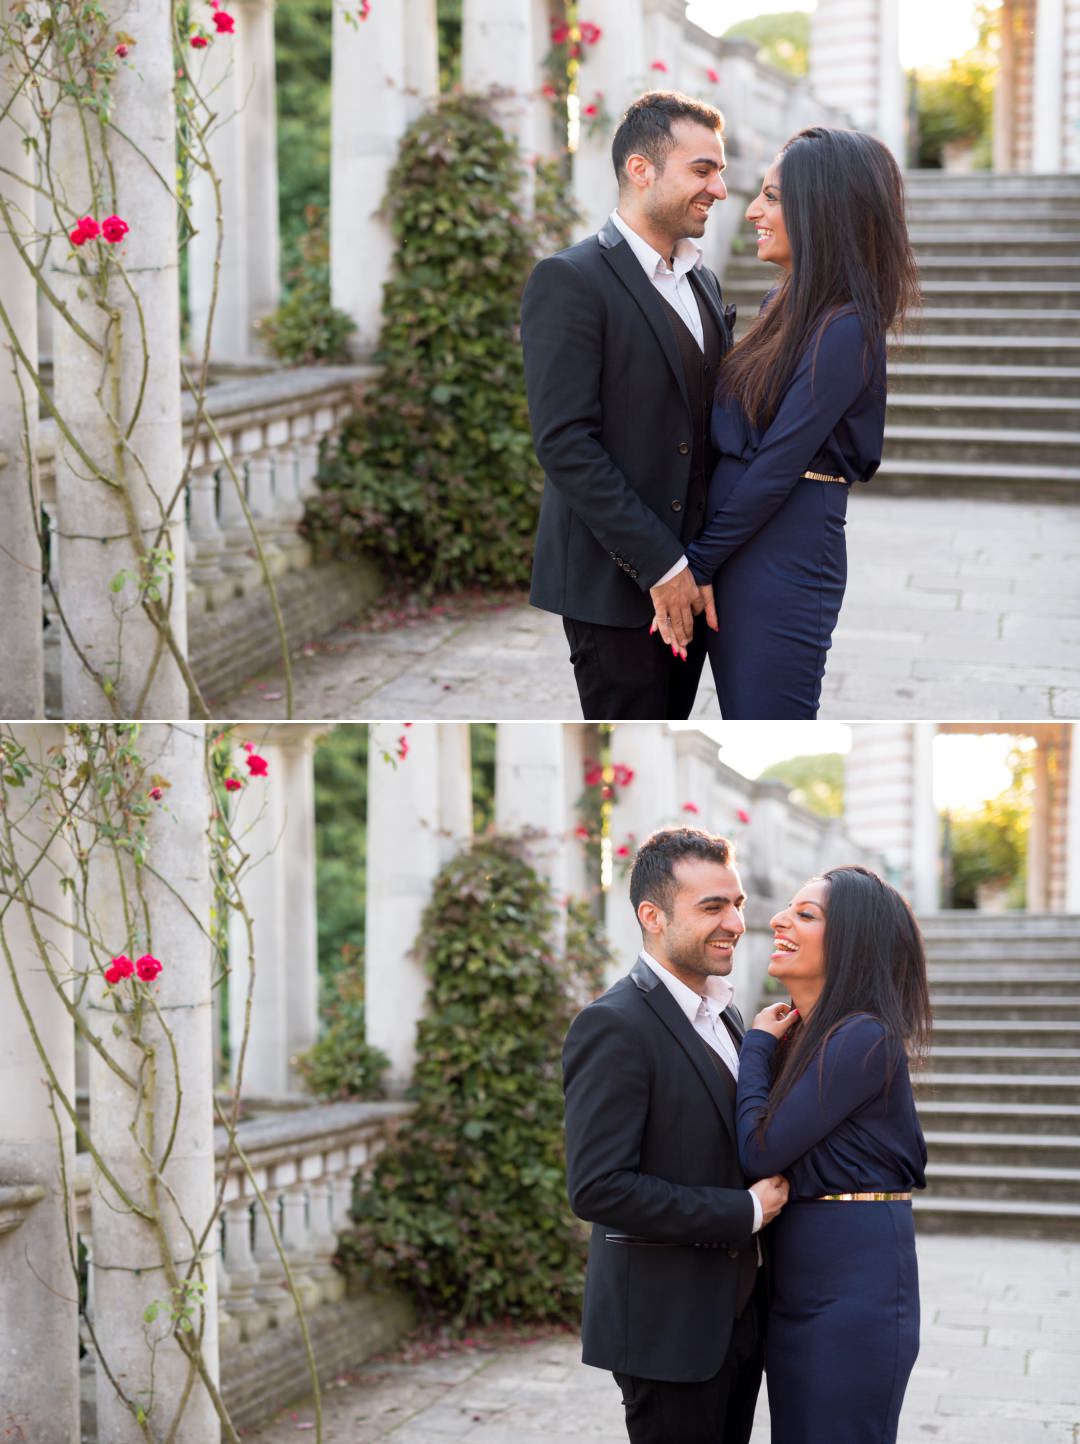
[649,568,701,650]
[750,1174,789,1227]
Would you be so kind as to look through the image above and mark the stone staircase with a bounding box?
[721,171,1080,501]
[912,911,1080,1239]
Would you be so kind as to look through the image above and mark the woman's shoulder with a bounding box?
[824,1012,890,1052]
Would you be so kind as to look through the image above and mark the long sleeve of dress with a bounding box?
[735,1015,891,1180]
[686,311,877,582]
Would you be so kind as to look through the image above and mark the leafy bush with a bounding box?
[296,956,389,1098]
[341,836,612,1324]
[258,206,357,364]
[305,95,546,592]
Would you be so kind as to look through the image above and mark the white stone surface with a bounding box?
[571,0,646,236]
[462,0,543,167]
[494,722,571,951]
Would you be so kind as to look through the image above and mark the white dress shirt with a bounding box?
[606,210,699,587]
[640,951,764,1233]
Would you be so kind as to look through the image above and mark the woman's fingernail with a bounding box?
[649,620,656,635]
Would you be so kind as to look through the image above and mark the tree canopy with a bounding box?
[760,753,844,818]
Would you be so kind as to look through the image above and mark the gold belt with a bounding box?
[816,1192,912,1202]
[801,469,847,485]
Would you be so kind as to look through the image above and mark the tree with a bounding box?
[910,2,997,168]
[760,753,844,818]
[722,11,809,76]
[946,746,1032,909]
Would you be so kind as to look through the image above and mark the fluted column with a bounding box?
[571,0,646,236]
[0,725,77,1442]
[0,4,45,717]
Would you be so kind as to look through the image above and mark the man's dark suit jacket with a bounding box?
[562,955,756,1382]
[521,216,735,628]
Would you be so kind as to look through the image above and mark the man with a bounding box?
[521,92,734,720]
[562,828,788,1444]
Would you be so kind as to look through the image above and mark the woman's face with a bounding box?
[768,878,827,987]
[746,159,791,270]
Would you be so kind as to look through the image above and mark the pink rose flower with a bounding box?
[736,808,751,824]
[245,751,269,777]
[101,215,129,244]
[104,954,135,985]
[683,801,700,814]
[580,21,601,44]
[212,10,235,33]
[650,58,668,72]
[224,777,243,792]
[135,954,163,982]
[190,34,208,48]
[115,43,129,57]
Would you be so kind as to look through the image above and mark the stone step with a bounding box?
[916,1098,1080,1135]
[888,334,1080,367]
[930,974,1080,997]
[923,1129,1080,1169]
[886,393,1080,431]
[914,279,1080,309]
[888,362,1080,397]
[870,456,1080,502]
[919,912,1078,936]
[911,1194,1080,1239]
[906,308,1080,337]
[924,1160,1080,1204]
[907,230,1080,256]
[927,1047,1080,1076]
[923,938,1080,961]
[905,207,1080,231]
[932,1017,1080,1042]
[882,424,1080,468]
[724,255,1080,283]
[914,1072,1080,1104]
[931,994,1080,1019]
[901,173,1080,196]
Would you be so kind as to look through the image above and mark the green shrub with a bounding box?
[305,95,546,592]
[258,205,357,364]
[296,957,389,1098]
[341,836,611,1324]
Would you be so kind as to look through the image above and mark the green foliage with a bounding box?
[305,94,545,592]
[911,3,996,168]
[759,753,844,819]
[314,726,368,977]
[258,206,357,364]
[342,837,610,1325]
[470,723,497,833]
[947,747,1032,910]
[296,958,389,1098]
[723,11,809,76]
[274,0,333,274]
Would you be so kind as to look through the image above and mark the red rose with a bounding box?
[212,10,235,32]
[397,736,409,761]
[601,784,614,801]
[541,82,557,98]
[650,58,668,71]
[148,785,164,801]
[615,844,630,858]
[70,225,89,247]
[612,764,635,788]
[224,777,243,792]
[245,751,269,777]
[135,954,163,982]
[569,42,581,57]
[683,801,700,814]
[115,43,129,57]
[242,741,254,751]
[101,215,129,244]
[583,103,598,117]
[574,825,590,839]
[358,0,371,15]
[736,808,751,824]
[551,22,570,43]
[584,764,603,787]
[190,34,208,47]
[104,954,135,985]
[706,67,719,83]
[580,21,601,44]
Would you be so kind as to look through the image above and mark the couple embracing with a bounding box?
[563,828,932,1444]
[522,92,918,720]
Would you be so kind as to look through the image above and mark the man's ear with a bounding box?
[637,898,663,938]
[623,151,653,191]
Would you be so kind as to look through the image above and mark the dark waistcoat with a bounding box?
[663,292,725,546]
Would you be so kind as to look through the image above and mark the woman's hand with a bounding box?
[697,582,718,632]
[750,1000,800,1038]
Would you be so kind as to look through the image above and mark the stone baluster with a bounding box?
[278,1165,320,1312]
[214,1217,239,1352]
[186,439,228,591]
[330,1156,361,1235]
[244,438,284,573]
[292,414,321,501]
[307,1175,343,1303]
[251,1182,291,1325]
[222,1184,264,1338]
[216,435,258,578]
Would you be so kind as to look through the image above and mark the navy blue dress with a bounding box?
[685,307,886,719]
[736,1015,927,1444]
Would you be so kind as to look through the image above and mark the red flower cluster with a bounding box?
[583,100,599,118]
[148,785,164,801]
[650,58,668,72]
[190,34,208,47]
[683,801,700,814]
[551,21,570,43]
[104,953,163,985]
[114,43,129,57]
[580,20,602,44]
[213,9,235,33]
[245,749,269,777]
[70,214,129,247]
[224,777,243,792]
[615,844,631,858]
[611,763,634,788]
[574,825,590,840]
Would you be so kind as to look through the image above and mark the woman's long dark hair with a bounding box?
[722,126,920,430]
[759,865,932,1138]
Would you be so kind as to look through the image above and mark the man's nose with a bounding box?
[709,173,728,200]
[725,906,746,935]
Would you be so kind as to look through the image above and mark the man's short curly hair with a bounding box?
[612,90,725,187]
[629,827,736,922]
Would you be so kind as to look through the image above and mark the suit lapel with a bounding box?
[689,268,736,354]
[599,233,692,417]
[631,955,738,1145]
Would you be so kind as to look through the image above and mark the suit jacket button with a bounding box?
[677,442,690,455]
[630,569,638,578]
[671,500,683,513]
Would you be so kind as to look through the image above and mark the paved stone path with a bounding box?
[213,494,1080,721]
[245,1234,1080,1443]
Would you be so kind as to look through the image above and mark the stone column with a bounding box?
[405,0,440,121]
[1032,0,1065,170]
[993,0,1018,172]
[495,723,570,950]
[279,729,321,1086]
[188,18,250,361]
[562,723,592,900]
[875,0,905,161]
[0,5,45,717]
[330,2,408,355]
[910,723,939,915]
[604,723,678,973]
[844,723,922,897]
[642,0,685,87]
[0,724,77,1442]
[365,723,444,1093]
[85,723,219,1442]
[437,724,474,865]
[236,0,281,349]
[810,0,878,136]
[462,0,542,168]
[50,0,188,716]
[1065,724,1080,913]
[571,0,646,237]
[1028,739,1052,912]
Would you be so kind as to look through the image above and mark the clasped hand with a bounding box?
[649,571,718,654]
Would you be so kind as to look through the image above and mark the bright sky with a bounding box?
[678,725,1025,810]
[686,0,987,71]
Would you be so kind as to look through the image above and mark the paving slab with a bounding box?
[212,494,1080,721]
[242,1234,1080,1443]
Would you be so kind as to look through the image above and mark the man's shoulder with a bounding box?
[532,232,608,278]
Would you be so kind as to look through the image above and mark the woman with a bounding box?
[653,126,919,718]
[736,865,931,1444]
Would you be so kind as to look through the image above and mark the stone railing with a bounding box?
[73,1099,411,1352]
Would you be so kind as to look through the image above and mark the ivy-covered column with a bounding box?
[571,0,645,236]
[0,3,45,718]
[84,723,219,1443]
[50,0,189,716]
[365,723,446,1093]
[0,725,77,1443]
[604,723,678,970]
[494,723,571,950]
